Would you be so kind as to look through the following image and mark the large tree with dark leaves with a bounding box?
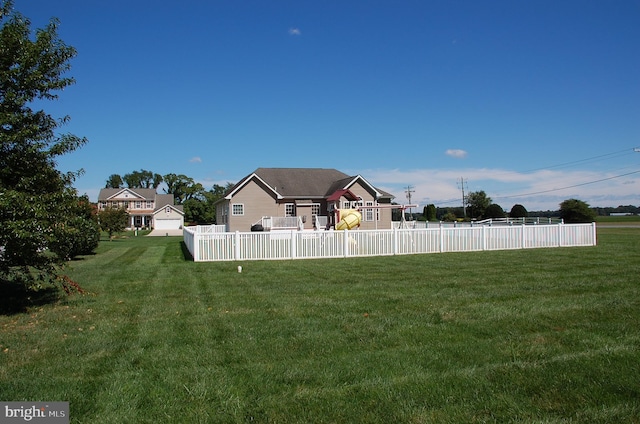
[0,1,98,291]
[559,199,596,223]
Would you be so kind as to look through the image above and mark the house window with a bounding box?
[344,200,361,209]
[232,204,244,216]
[364,201,375,222]
[311,203,320,216]
[146,201,153,209]
[135,201,142,209]
[285,203,295,217]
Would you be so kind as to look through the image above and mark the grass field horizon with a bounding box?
[1,228,638,422]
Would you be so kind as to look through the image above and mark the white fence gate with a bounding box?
[183,223,596,262]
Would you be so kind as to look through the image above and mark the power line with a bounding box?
[522,147,639,173]
[428,147,640,206]
[494,169,640,200]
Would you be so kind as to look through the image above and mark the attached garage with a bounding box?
[154,218,182,230]
[153,205,184,230]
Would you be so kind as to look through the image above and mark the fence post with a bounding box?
[290,230,297,259]
[439,223,444,253]
[393,226,398,255]
[482,225,487,251]
[193,229,200,261]
[557,223,563,247]
[592,222,597,246]
[521,224,526,249]
[234,231,241,260]
[343,229,349,258]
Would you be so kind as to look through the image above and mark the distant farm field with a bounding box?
[595,215,640,224]
[1,228,639,423]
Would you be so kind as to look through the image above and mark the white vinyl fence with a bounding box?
[183,223,596,262]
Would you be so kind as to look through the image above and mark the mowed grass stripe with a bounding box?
[0,228,638,422]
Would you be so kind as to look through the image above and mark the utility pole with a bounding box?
[405,185,415,221]
[457,177,468,218]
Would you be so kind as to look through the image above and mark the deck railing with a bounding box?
[183,222,596,262]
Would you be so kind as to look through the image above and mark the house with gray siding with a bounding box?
[215,168,395,232]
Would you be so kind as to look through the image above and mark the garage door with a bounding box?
[154,219,182,230]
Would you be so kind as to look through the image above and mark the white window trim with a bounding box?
[232,204,244,216]
[285,203,295,217]
[364,201,375,222]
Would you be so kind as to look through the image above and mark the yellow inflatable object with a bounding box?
[336,209,361,230]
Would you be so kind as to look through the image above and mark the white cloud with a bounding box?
[190,157,202,163]
[361,167,640,212]
[445,149,468,159]
[288,28,301,36]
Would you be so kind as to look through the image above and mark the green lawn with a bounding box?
[1,228,639,423]
[595,215,640,224]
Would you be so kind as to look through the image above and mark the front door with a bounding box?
[134,216,142,228]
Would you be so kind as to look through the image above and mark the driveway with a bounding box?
[148,229,184,237]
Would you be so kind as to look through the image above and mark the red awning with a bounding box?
[326,189,359,202]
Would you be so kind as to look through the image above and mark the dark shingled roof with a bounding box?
[97,188,182,212]
[254,168,351,198]
[98,188,157,201]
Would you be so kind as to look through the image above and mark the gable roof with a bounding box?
[154,194,177,210]
[97,189,182,212]
[98,188,157,201]
[224,171,282,200]
[153,203,184,216]
[255,168,352,198]
[221,168,394,202]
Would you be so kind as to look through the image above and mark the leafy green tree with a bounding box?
[466,191,492,219]
[97,207,128,240]
[105,174,123,188]
[559,199,596,223]
[485,203,506,219]
[441,212,457,222]
[185,182,205,202]
[509,204,528,218]
[48,194,100,259]
[184,197,209,224]
[123,169,162,189]
[163,173,194,204]
[424,204,437,221]
[1,1,96,290]
[212,183,233,197]
[184,183,233,224]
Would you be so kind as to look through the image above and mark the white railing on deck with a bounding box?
[183,223,596,262]
[254,216,303,230]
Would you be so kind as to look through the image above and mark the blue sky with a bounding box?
[17,0,640,211]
